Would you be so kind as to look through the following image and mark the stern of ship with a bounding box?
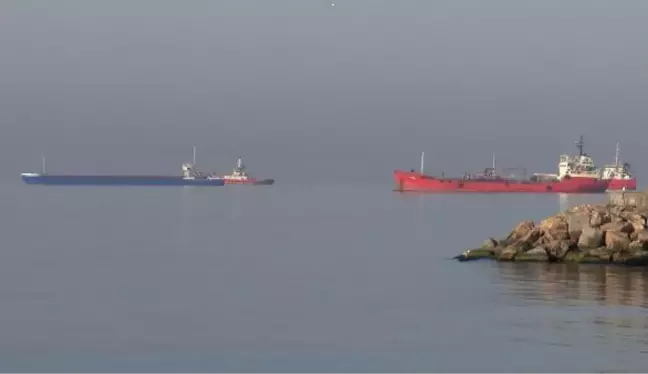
[606,178,637,191]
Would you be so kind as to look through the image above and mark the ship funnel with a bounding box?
[575,135,584,156]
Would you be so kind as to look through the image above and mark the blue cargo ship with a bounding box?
[21,146,225,187]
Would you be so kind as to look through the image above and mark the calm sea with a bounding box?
[2,180,647,372]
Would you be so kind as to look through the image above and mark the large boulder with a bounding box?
[605,231,631,251]
[578,226,604,249]
[545,239,574,261]
[600,221,634,234]
[565,212,590,241]
[514,227,543,251]
[481,238,498,250]
[545,230,570,242]
[620,212,646,232]
[566,204,604,214]
[636,230,648,244]
[498,245,518,261]
[589,210,610,227]
[540,215,568,236]
[629,230,648,250]
[629,241,645,251]
[607,204,624,218]
[635,206,648,218]
[506,220,535,243]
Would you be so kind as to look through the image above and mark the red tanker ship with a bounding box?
[393,151,608,194]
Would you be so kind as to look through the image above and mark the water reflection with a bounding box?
[494,263,648,308]
[558,193,569,212]
[490,262,648,359]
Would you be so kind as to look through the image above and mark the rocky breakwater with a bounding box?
[456,195,648,266]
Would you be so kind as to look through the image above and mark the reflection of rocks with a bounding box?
[498,262,648,308]
[456,192,648,266]
[489,262,648,318]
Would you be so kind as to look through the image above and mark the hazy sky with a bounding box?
[1,0,648,183]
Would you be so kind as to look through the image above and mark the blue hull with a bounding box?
[21,174,225,186]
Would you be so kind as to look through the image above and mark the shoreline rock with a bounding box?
[455,191,648,266]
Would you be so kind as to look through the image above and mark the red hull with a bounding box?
[605,178,637,191]
[223,179,257,185]
[393,170,608,193]
[222,178,275,185]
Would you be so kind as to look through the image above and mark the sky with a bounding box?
[1,0,648,184]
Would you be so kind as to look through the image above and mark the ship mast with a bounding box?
[420,151,425,174]
[192,145,196,166]
[492,153,496,169]
[575,135,584,156]
[615,142,620,167]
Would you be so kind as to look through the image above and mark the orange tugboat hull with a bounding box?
[223,178,274,185]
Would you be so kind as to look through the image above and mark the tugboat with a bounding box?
[221,157,274,185]
[600,142,637,191]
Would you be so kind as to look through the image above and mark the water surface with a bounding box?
[2,181,647,372]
